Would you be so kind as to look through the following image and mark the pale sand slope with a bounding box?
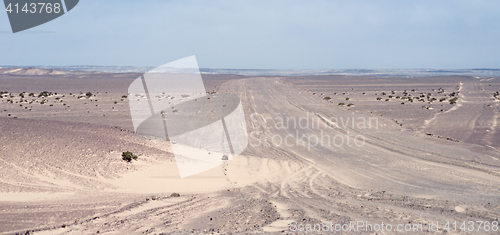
[1,74,500,234]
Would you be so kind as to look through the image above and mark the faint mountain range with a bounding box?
[0,67,106,76]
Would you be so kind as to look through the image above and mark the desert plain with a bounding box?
[0,67,499,234]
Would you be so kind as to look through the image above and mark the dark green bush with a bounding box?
[122,151,138,162]
[38,91,52,97]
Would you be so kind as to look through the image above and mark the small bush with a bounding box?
[347,103,353,107]
[345,97,350,100]
[323,96,331,100]
[338,102,345,106]
[122,151,138,162]
[38,91,53,97]
[171,193,180,197]
[86,92,93,97]
[122,95,128,99]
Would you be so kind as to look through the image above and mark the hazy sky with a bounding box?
[1,0,499,69]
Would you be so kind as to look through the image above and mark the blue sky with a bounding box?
[1,0,499,69]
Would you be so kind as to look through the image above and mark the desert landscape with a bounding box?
[0,67,499,234]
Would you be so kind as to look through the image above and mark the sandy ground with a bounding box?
[286,75,500,148]
[0,69,499,234]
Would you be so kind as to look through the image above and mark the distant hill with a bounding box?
[0,67,103,76]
